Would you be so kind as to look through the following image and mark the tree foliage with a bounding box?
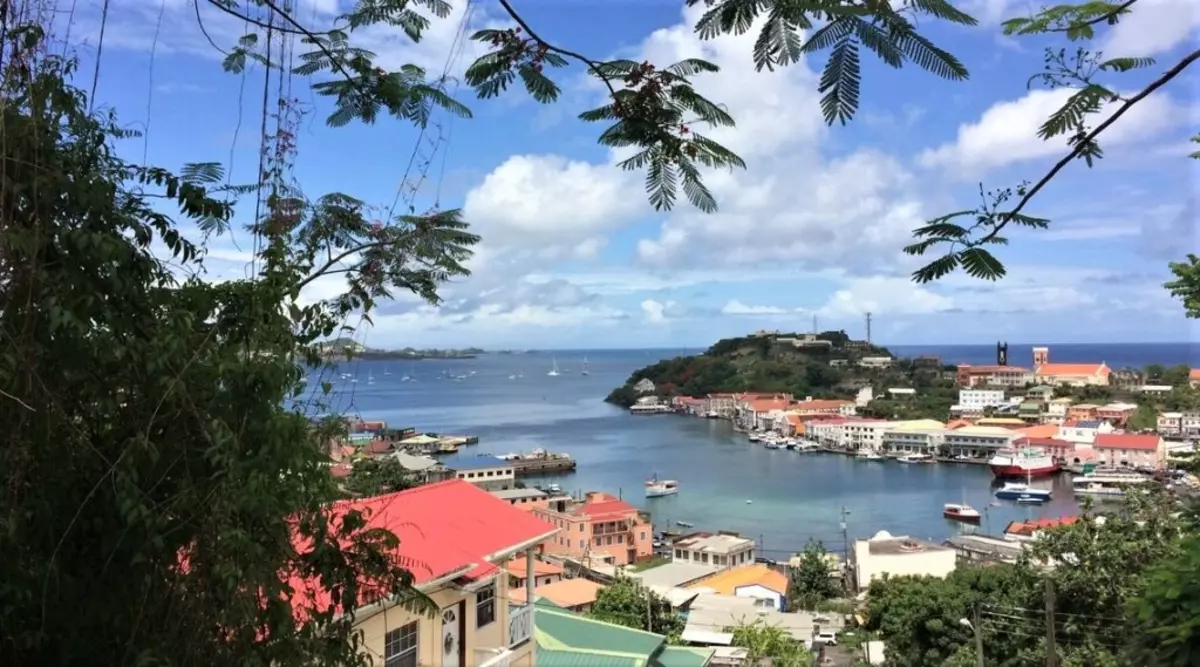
[588,574,684,640]
[1166,254,1200,318]
[341,456,418,497]
[787,540,841,611]
[0,17,474,666]
[729,620,813,667]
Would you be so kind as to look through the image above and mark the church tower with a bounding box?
[996,341,1008,366]
[1033,346,1049,367]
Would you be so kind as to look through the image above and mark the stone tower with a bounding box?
[1033,346,1049,367]
[996,341,1008,366]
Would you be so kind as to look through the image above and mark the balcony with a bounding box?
[476,647,513,667]
[508,602,534,647]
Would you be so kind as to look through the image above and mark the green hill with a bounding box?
[604,332,960,420]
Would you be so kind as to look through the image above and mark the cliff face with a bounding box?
[604,332,895,407]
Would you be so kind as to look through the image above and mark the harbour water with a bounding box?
[310,343,1198,560]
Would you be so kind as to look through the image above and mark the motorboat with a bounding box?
[1016,495,1047,505]
[855,450,884,461]
[995,482,1052,501]
[943,503,982,523]
[645,474,679,498]
[897,453,934,464]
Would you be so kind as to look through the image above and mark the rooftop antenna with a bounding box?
[865,312,873,345]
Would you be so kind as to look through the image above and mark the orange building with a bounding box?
[533,492,654,566]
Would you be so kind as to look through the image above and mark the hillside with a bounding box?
[604,332,960,418]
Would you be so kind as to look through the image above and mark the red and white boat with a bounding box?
[989,447,1058,479]
[943,503,981,523]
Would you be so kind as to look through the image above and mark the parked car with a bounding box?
[814,631,838,646]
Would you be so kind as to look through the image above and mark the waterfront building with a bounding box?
[672,531,757,568]
[955,364,1032,387]
[734,395,791,430]
[534,599,715,666]
[840,418,896,451]
[880,419,948,455]
[686,564,789,610]
[1015,436,1074,462]
[1056,419,1115,445]
[1093,433,1167,469]
[852,530,957,591]
[789,397,857,417]
[806,416,847,447]
[703,393,738,418]
[453,456,518,492]
[292,480,556,667]
[386,450,454,484]
[942,425,1022,458]
[532,492,654,567]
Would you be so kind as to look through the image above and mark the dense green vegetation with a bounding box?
[865,490,1198,667]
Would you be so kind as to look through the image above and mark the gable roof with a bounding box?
[1017,424,1059,439]
[511,577,603,608]
[579,493,637,520]
[506,555,565,579]
[687,564,787,596]
[1094,433,1161,451]
[535,600,712,667]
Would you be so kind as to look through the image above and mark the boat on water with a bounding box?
[580,357,589,376]
[1072,472,1153,499]
[747,432,764,443]
[795,442,820,452]
[994,481,1052,501]
[989,447,1058,479]
[765,439,786,450]
[547,358,560,377]
[1017,495,1047,505]
[705,410,720,419]
[855,450,885,461]
[675,520,694,528]
[943,503,981,523]
[897,453,934,464]
[646,474,680,498]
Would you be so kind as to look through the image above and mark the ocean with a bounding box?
[307,343,1198,560]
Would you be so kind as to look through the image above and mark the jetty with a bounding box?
[498,448,577,476]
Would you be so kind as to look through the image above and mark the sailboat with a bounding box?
[581,357,589,376]
[547,358,560,377]
[367,370,375,385]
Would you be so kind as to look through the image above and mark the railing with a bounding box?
[476,647,513,667]
[508,603,534,647]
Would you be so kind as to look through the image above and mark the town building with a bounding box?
[295,480,557,667]
[1066,404,1100,421]
[735,396,792,430]
[955,364,1032,388]
[533,491,654,567]
[671,531,757,568]
[510,578,604,614]
[1191,369,1200,388]
[1158,411,1183,436]
[1044,397,1074,424]
[1096,402,1137,425]
[704,393,739,419]
[1093,433,1167,469]
[386,450,454,484]
[1016,436,1074,462]
[687,564,789,610]
[1004,516,1079,542]
[491,487,557,511]
[880,419,948,455]
[853,530,957,591]
[453,456,517,492]
[1031,347,1111,386]
[535,599,714,666]
[942,425,1022,458]
[506,555,564,589]
[858,356,895,368]
[951,389,1006,416]
[789,398,857,417]
[1057,419,1115,445]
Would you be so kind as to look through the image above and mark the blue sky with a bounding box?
[64,0,1199,349]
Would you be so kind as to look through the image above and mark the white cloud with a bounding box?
[817,276,954,317]
[918,88,1186,176]
[1101,0,1200,58]
[722,300,787,316]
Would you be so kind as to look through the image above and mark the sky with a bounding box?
[58,0,1200,349]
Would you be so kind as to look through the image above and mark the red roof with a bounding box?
[1094,433,1161,451]
[1006,516,1078,536]
[1018,437,1073,448]
[578,492,638,521]
[1191,368,1200,381]
[748,398,790,412]
[791,399,850,411]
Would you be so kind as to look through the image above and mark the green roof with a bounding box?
[534,602,712,667]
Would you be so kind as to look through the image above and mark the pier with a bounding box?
[506,451,577,476]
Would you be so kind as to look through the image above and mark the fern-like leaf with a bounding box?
[1038,84,1110,140]
[958,247,1006,280]
[517,65,560,103]
[1099,56,1155,73]
[912,253,962,284]
[818,35,861,126]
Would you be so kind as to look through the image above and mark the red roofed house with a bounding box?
[1032,346,1110,386]
[299,480,557,667]
[532,491,654,566]
[1191,369,1200,388]
[736,396,792,431]
[1004,516,1079,541]
[1094,433,1167,469]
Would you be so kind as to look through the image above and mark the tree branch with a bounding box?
[298,239,394,290]
[494,0,618,98]
[974,47,1200,246]
[1049,0,1139,32]
[203,0,335,37]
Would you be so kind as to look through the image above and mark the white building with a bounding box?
[853,530,957,591]
[1056,419,1115,445]
[882,428,946,455]
[942,425,1021,458]
[842,420,895,452]
[958,389,1005,410]
[451,456,517,492]
[672,532,756,568]
[806,419,846,447]
[858,356,894,368]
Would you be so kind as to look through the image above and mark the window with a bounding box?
[384,621,418,667]
[476,584,496,628]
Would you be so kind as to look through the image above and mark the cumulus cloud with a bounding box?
[917,88,1188,176]
[1101,0,1200,58]
[722,300,787,316]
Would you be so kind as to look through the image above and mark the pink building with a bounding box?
[532,492,654,566]
[1093,433,1167,469]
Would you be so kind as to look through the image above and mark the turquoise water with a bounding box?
[308,344,1197,559]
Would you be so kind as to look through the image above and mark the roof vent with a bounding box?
[899,540,924,552]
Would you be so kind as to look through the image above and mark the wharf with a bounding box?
[509,453,577,477]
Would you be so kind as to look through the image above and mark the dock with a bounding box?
[504,450,577,476]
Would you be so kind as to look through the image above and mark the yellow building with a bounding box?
[304,480,558,667]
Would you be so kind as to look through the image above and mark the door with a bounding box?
[440,601,465,667]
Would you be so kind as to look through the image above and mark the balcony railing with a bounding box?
[476,647,513,667]
[508,603,534,647]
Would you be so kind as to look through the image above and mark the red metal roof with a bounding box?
[1006,516,1078,536]
[1094,433,1161,451]
[578,492,638,521]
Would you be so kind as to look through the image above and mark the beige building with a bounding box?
[304,480,558,667]
[853,530,957,591]
[672,531,757,568]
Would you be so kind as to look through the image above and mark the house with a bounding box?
[535,599,714,667]
[1044,398,1074,424]
[1035,361,1112,386]
[853,530,957,591]
[294,480,558,667]
[387,450,453,484]
[1004,516,1078,542]
[680,592,842,646]
[1057,419,1115,445]
[1191,368,1200,388]
[789,398,857,417]
[942,425,1021,458]
[533,492,654,566]
[687,564,789,610]
[1093,433,1167,469]
[1066,404,1100,421]
[510,578,604,613]
[955,364,1032,387]
[1096,402,1137,425]
[452,456,517,492]
[506,555,564,589]
[858,356,895,368]
[492,487,555,511]
[672,531,757,568]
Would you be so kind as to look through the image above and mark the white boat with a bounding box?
[995,482,1052,501]
[1072,473,1152,499]
[705,410,719,419]
[943,503,981,523]
[765,441,786,450]
[646,475,679,498]
[989,447,1058,479]
[855,450,884,461]
[367,370,375,385]
[795,442,819,452]
[581,357,589,376]
[547,358,560,377]
[897,453,933,464]
[747,432,763,442]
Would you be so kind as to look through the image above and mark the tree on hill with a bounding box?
[342,457,419,497]
[588,574,684,640]
[787,540,841,611]
[730,620,813,667]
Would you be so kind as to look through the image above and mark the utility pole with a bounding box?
[865,312,873,344]
[973,607,985,667]
[1045,577,1058,667]
[839,506,852,591]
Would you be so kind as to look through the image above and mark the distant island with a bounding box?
[604,330,961,420]
[317,338,483,361]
